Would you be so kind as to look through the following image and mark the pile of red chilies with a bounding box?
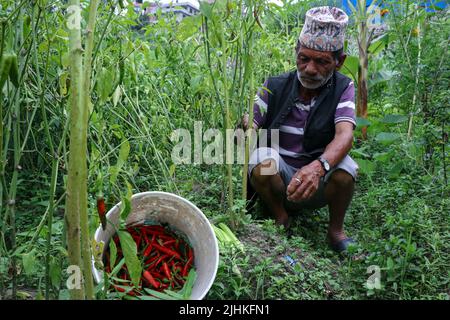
[104,224,194,296]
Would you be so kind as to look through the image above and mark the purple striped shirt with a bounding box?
[253,79,356,168]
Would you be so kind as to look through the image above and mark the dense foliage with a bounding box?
[0,0,448,300]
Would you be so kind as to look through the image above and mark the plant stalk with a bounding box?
[65,0,85,300]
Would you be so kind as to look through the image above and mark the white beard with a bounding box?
[297,70,333,89]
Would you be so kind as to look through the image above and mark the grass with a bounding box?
[162,139,450,300]
[5,113,449,301]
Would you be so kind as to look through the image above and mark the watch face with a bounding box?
[320,158,330,171]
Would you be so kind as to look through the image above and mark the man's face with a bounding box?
[296,46,341,90]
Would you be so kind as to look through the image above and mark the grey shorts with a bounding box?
[248,147,358,211]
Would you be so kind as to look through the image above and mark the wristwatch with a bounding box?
[318,156,330,174]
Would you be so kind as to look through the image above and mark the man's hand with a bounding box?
[286,160,324,202]
[234,113,251,145]
[240,113,250,130]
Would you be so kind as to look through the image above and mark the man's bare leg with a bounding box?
[324,169,355,244]
[250,159,290,228]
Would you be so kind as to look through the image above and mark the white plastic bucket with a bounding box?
[92,191,219,300]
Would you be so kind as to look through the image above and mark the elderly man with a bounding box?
[245,7,358,253]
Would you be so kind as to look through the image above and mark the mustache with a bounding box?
[299,74,325,81]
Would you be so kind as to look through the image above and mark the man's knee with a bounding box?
[251,159,278,185]
[328,169,354,189]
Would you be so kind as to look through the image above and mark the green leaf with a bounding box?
[97,67,115,103]
[387,257,394,270]
[110,140,130,185]
[120,182,132,221]
[112,85,122,107]
[109,240,117,270]
[22,249,37,276]
[117,230,142,288]
[375,132,402,144]
[159,289,185,299]
[368,33,394,56]
[373,152,391,163]
[49,257,61,288]
[142,288,178,300]
[61,52,70,68]
[137,295,161,300]
[380,114,408,124]
[407,242,417,255]
[355,158,376,176]
[110,257,125,277]
[389,162,403,178]
[179,269,197,299]
[351,147,371,159]
[199,1,213,19]
[369,70,398,88]
[341,55,359,82]
[356,117,371,127]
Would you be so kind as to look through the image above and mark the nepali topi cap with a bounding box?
[299,6,349,52]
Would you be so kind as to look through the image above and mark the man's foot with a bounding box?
[327,230,347,243]
[327,231,356,253]
[275,214,291,230]
[328,237,356,253]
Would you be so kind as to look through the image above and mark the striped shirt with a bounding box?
[253,79,356,168]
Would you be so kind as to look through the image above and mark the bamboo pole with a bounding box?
[65,0,85,300]
[79,0,100,300]
[356,0,369,140]
[0,19,6,299]
[407,4,422,140]
[242,3,256,205]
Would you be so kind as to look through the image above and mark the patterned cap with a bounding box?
[299,6,349,52]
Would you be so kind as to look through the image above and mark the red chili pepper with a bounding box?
[143,243,153,257]
[144,225,165,234]
[152,243,181,259]
[182,255,193,277]
[160,283,169,290]
[173,264,182,274]
[145,252,159,263]
[97,196,107,230]
[162,239,177,246]
[113,235,120,245]
[172,276,183,289]
[151,271,164,279]
[113,285,136,296]
[153,254,169,268]
[162,262,172,280]
[143,231,150,245]
[143,270,160,289]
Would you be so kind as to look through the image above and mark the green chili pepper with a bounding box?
[0,54,12,90]
[7,53,19,87]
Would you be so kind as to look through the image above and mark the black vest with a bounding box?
[262,70,351,158]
